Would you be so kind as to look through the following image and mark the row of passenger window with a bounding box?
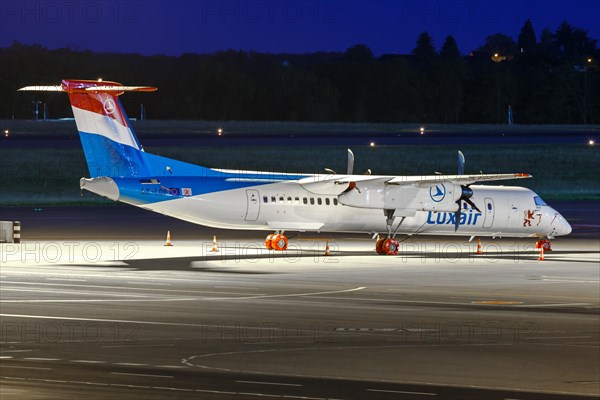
[264,195,338,206]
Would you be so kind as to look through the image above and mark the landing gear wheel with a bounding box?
[265,234,274,250]
[375,238,386,255]
[535,239,552,252]
[271,234,288,251]
[382,238,399,255]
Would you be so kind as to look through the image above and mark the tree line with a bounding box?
[1,20,598,124]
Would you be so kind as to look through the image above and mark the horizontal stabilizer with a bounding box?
[19,83,157,95]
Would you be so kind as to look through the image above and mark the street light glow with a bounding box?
[589,139,595,146]
[370,142,375,147]
[420,126,425,134]
[217,128,223,135]
[4,129,8,137]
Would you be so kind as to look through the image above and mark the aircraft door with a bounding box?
[509,199,520,225]
[245,189,260,221]
[482,198,495,228]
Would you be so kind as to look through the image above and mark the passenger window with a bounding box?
[295,197,300,203]
[271,196,276,203]
[263,196,268,203]
[287,197,292,203]
[325,198,330,205]
[310,198,315,205]
[303,197,308,205]
[317,198,322,205]
[333,198,338,205]
[279,196,284,203]
[487,203,493,211]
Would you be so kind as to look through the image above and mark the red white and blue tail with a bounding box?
[19,79,157,177]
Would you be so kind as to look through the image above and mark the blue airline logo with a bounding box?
[426,209,482,226]
[429,184,446,202]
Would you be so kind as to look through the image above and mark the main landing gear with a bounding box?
[375,237,399,255]
[535,238,552,252]
[265,232,288,251]
[375,210,404,255]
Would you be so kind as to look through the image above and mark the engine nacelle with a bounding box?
[338,180,462,213]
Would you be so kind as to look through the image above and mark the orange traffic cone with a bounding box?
[164,231,173,246]
[211,235,219,252]
[325,240,331,256]
[538,246,544,261]
[476,238,483,255]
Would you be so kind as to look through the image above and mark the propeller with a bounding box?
[347,149,354,175]
[458,150,465,176]
[454,151,481,231]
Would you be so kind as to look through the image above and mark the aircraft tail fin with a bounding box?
[19,80,157,178]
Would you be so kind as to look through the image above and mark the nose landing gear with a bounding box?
[535,239,552,252]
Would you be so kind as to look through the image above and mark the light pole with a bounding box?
[32,100,42,120]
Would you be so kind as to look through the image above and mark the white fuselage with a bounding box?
[138,181,571,239]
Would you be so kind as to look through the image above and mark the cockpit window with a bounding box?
[534,196,547,206]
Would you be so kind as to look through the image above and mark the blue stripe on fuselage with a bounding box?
[78,131,308,204]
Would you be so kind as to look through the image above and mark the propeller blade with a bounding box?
[458,150,465,176]
[464,198,481,213]
[347,149,354,175]
[454,203,462,232]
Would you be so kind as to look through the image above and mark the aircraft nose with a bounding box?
[553,212,572,236]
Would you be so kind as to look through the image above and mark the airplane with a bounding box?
[18,79,572,255]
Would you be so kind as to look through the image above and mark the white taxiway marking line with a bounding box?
[2,366,52,370]
[367,388,437,396]
[111,372,174,378]
[0,298,192,303]
[0,350,33,353]
[0,356,13,359]
[71,360,106,364]
[1,280,264,296]
[542,279,600,283]
[0,271,228,283]
[103,344,174,348]
[207,286,366,301]
[46,278,87,282]
[195,389,236,395]
[23,357,60,361]
[527,336,592,340]
[113,363,148,366]
[236,380,302,387]
[0,287,156,298]
[514,303,591,307]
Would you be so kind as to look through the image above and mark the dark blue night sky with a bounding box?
[1,0,599,55]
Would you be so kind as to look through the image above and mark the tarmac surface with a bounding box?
[0,204,599,399]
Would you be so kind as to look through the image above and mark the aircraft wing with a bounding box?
[385,173,532,186]
[298,173,531,195]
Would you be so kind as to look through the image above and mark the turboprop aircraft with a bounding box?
[19,80,571,255]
